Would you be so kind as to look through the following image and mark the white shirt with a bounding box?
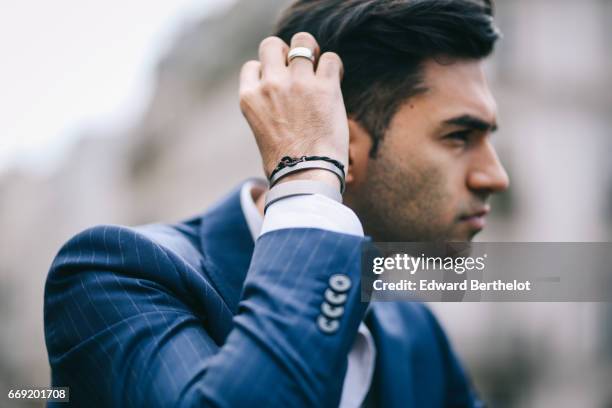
[240,179,376,408]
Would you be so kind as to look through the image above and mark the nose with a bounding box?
[467,142,509,193]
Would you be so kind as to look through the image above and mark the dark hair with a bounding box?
[275,0,500,156]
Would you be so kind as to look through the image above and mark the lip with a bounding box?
[459,206,490,230]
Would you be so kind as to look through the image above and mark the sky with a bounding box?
[0,0,234,174]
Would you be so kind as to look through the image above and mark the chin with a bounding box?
[463,229,481,242]
[445,228,482,242]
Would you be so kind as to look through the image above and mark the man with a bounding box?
[44,0,508,406]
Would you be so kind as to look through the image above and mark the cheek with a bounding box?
[367,136,465,236]
[423,147,468,215]
[440,166,465,215]
[397,157,456,223]
[420,168,457,224]
[412,153,461,212]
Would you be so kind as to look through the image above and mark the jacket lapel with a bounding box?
[199,183,255,314]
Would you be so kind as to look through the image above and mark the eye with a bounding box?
[445,130,471,142]
[444,130,471,144]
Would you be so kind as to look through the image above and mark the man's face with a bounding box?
[348,58,509,241]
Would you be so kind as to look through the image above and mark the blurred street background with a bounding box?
[1,0,611,406]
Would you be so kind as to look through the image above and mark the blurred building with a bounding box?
[0,0,610,406]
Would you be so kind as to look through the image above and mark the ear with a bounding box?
[347,118,373,187]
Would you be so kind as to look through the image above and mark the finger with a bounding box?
[288,32,320,76]
[258,36,289,79]
[239,60,261,93]
[316,52,344,80]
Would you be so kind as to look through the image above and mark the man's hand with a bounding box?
[239,32,347,187]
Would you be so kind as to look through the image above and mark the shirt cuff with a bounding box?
[260,194,364,238]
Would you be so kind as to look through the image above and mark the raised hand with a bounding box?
[239,32,348,188]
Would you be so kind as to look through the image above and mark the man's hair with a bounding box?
[274,0,500,156]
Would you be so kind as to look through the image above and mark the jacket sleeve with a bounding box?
[44,225,367,407]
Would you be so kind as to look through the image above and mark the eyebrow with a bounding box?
[443,114,498,132]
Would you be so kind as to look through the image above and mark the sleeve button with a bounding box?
[329,274,351,293]
[321,301,344,319]
[317,315,339,334]
[324,288,347,305]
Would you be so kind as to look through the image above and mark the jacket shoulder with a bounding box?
[47,221,205,290]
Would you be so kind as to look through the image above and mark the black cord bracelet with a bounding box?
[269,155,345,180]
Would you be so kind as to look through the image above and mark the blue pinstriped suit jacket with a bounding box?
[44,184,481,407]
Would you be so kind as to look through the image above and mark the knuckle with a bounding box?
[314,81,333,96]
[289,78,310,93]
[238,97,249,113]
[239,87,254,101]
[260,78,284,95]
[238,89,255,109]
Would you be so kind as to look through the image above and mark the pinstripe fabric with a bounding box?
[44,184,482,407]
